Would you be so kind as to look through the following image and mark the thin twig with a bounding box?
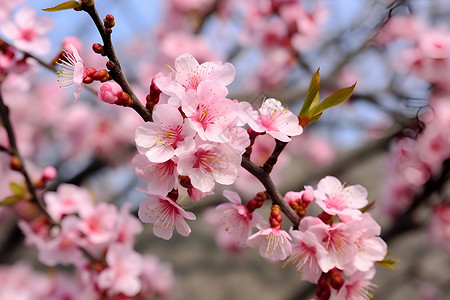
[0,81,55,224]
[82,3,152,122]
[241,156,301,227]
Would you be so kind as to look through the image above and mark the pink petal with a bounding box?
[145,144,175,163]
[223,190,242,205]
[152,104,183,127]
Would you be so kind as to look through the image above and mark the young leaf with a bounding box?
[0,195,21,206]
[376,253,399,270]
[42,1,81,12]
[299,68,321,117]
[9,182,24,196]
[315,82,356,114]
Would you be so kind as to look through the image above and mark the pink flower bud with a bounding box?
[98,81,123,104]
[42,166,57,181]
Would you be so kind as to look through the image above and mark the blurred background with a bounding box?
[1,0,450,299]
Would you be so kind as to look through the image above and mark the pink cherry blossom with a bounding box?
[57,44,87,101]
[132,154,178,196]
[182,80,237,142]
[97,243,143,297]
[428,204,450,253]
[0,262,52,300]
[138,193,196,240]
[177,142,241,192]
[287,225,333,283]
[173,53,235,91]
[36,216,86,267]
[135,103,196,162]
[44,183,94,222]
[115,203,143,245]
[139,255,175,299]
[0,0,24,21]
[303,217,357,270]
[314,176,368,220]
[247,226,292,261]
[0,6,53,55]
[249,98,303,142]
[77,202,118,246]
[345,213,387,273]
[215,190,265,246]
[333,269,376,300]
[98,81,123,104]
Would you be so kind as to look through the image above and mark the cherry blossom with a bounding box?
[247,225,292,261]
[97,81,123,104]
[249,98,303,142]
[57,44,87,101]
[44,183,94,222]
[309,221,357,270]
[115,203,144,245]
[173,53,235,91]
[177,142,241,192]
[345,213,387,273]
[0,0,24,21]
[428,204,450,253]
[333,269,376,300]
[182,80,237,142]
[0,6,53,55]
[77,202,118,246]
[139,255,175,299]
[97,243,143,297]
[287,225,333,283]
[132,154,178,196]
[138,192,196,240]
[214,190,265,246]
[314,176,368,220]
[135,103,196,162]
[0,262,52,300]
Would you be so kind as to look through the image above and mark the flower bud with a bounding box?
[42,166,57,181]
[115,92,132,106]
[98,81,123,104]
[10,155,22,171]
[146,72,163,111]
[104,14,115,28]
[329,268,345,291]
[92,43,104,55]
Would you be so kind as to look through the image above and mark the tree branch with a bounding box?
[82,3,152,122]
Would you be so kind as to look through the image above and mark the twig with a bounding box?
[82,3,152,122]
[0,82,55,224]
[241,156,301,227]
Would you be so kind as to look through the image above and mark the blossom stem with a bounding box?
[263,140,288,173]
[82,3,152,122]
[241,156,300,228]
[0,81,55,224]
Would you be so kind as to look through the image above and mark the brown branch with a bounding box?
[241,155,301,227]
[82,3,152,122]
[263,140,288,173]
[0,81,55,224]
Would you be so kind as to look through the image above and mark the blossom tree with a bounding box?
[1,0,450,299]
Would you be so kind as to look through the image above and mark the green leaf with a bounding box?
[9,182,24,196]
[0,195,21,206]
[376,253,399,270]
[299,68,321,117]
[42,1,81,12]
[314,82,356,114]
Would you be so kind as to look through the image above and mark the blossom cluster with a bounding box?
[380,97,450,218]
[376,15,450,92]
[16,184,174,299]
[207,176,387,299]
[132,53,303,239]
